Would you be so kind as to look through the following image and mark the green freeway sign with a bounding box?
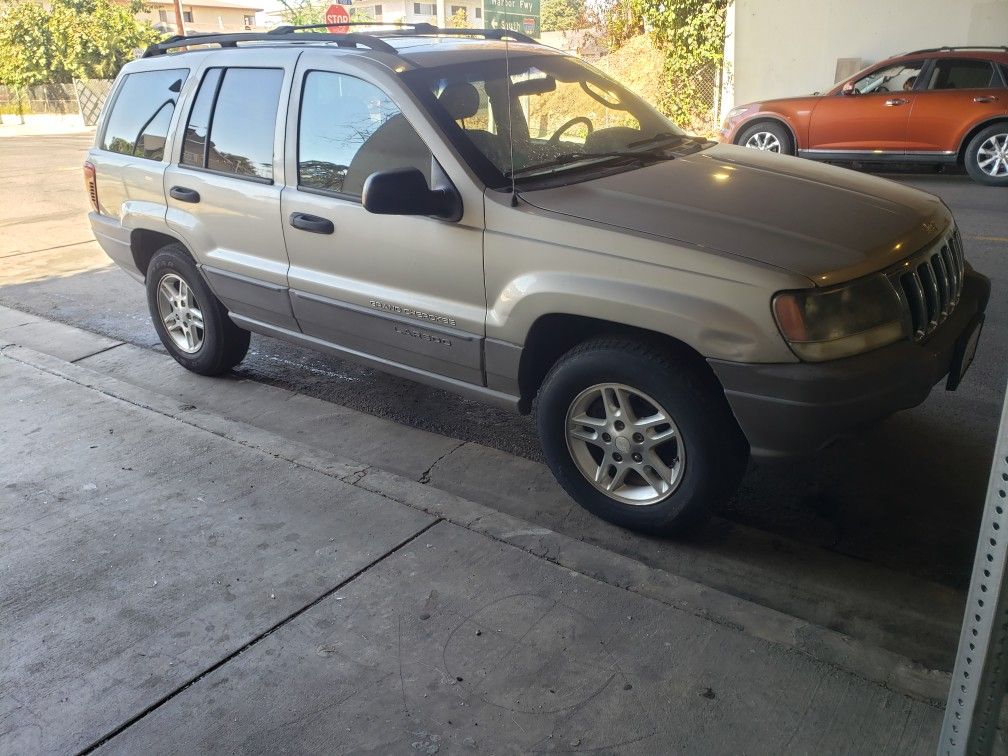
[484,0,540,37]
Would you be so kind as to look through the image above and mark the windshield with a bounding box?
[402,54,693,188]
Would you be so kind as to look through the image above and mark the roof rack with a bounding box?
[271,22,538,45]
[904,45,1008,55]
[141,23,540,57]
[142,30,399,57]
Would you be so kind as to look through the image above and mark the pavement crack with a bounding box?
[70,342,125,364]
[76,517,443,755]
[418,442,466,485]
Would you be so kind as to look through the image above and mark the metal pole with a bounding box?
[939,380,1008,754]
[173,0,187,35]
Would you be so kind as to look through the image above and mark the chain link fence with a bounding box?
[73,79,116,126]
[0,79,113,125]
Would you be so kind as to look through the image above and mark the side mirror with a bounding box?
[361,168,462,221]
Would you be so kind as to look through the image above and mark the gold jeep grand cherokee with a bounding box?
[85,24,990,533]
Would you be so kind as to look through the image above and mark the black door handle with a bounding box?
[169,186,200,203]
[289,212,334,234]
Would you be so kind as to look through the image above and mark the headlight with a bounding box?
[725,106,750,121]
[772,275,909,361]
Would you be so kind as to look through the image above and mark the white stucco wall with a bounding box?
[725,0,1008,111]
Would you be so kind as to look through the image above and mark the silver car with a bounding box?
[85,25,990,533]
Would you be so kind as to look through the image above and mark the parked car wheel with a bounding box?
[146,243,250,376]
[737,121,794,155]
[536,337,748,534]
[964,123,1008,186]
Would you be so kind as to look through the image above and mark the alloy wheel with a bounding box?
[156,273,205,353]
[743,131,782,152]
[565,382,686,505]
[976,133,1008,178]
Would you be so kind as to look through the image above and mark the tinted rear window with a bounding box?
[180,67,283,181]
[928,59,997,89]
[102,69,188,160]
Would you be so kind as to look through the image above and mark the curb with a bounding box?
[0,340,953,705]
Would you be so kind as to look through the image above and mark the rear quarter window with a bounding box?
[102,68,189,161]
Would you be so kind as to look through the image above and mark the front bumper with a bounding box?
[708,269,991,459]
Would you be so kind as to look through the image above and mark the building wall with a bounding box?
[726,0,1008,109]
[349,0,483,27]
[138,3,259,34]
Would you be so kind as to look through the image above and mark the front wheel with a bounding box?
[964,123,1008,186]
[536,337,748,534]
[737,121,794,155]
[146,243,250,376]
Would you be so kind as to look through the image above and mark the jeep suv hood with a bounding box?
[519,144,950,287]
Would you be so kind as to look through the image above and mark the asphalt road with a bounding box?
[2,132,1006,592]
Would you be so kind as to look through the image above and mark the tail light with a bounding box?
[83,161,99,212]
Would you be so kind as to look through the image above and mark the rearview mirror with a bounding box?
[361,168,462,222]
[512,76,557,97]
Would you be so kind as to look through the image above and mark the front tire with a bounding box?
[536,337,748,535]
[964,123,1008,186]
[737,121,795,155]
[146,243,250,376]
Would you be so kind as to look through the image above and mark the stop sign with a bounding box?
[325,3,350,33]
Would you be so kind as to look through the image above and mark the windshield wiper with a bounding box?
[627,131,689,149]
[505,149,671,178]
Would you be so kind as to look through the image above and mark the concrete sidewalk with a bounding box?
[1,330,945,751]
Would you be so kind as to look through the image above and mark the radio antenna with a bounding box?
[504,34,518,207]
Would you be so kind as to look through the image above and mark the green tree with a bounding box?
[276,0,329,26]
[0,0,160,88]
[540,0,586,32]
[446,8,468,28]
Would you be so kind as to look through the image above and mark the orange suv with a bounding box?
[721,47,1008,186]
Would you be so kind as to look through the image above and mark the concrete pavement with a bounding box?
[2,334,945,753]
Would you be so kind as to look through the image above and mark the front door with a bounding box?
[280,54,487,385]
[165,51,298,330]
[908,57,1007,153]
[808,60,924,153]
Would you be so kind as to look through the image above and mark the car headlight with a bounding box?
[772,274,909,361]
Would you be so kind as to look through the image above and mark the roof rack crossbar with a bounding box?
[903,45,1008,55]
[142,30,398,57]
[269,22,438,35]
[382,26,537,44]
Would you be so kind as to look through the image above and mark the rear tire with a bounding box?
[964,123,1008,186]
[737,121,795,155]
[145,243,250,376]
[536,337,748,535]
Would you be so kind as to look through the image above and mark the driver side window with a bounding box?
[852,62,922,94]
[297,71,432,199]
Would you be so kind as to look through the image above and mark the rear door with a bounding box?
[279,52,487,385]
[907,57,1007,154]
[165,50,298,330]
[807,60,924,152]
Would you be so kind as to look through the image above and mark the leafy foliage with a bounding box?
[276,0,329,26]
[540,0,586,32]
[446,8,468,28]
[0,0,161,90]
[587,0,727,133]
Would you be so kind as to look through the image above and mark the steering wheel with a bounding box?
[549,117,593,144]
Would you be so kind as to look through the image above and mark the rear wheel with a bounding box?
[964,123,1008,186]
[145,243,250,376]
[737,121,794,155]
[536,337,748,534]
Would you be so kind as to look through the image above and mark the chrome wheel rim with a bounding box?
[156,273,204,354]
[977,133,1008,177]
[565,383,685,506]
[744,131,782,152]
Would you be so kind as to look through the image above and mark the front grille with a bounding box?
[892,228,965,341]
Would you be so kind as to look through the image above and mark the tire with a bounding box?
[536,337,748,535]
[145,243,250,376]
[737,121,794,155]
[964,123,1008,186]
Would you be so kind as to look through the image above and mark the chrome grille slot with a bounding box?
[893,227,967,342]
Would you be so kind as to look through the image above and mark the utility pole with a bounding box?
[173,0,186,35]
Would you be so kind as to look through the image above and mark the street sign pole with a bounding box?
[940,380,1008,754]
[173,0,186,35]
